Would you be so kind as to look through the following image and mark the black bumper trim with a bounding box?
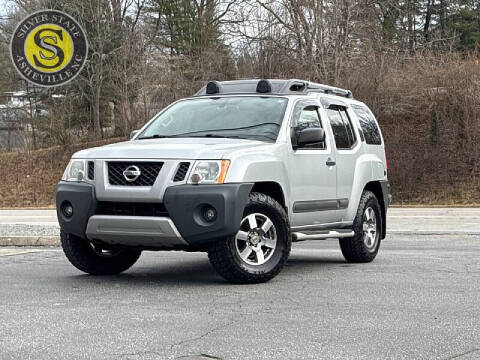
[56,182,97,239]
[56,182,254,247]
[163,183,254,245]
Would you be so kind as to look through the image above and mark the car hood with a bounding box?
[73,138,271,159]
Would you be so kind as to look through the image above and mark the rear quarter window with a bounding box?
[352,104,382,145]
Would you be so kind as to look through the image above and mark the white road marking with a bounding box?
[0,222,59,225]
[389,230,480,235]
[0,249,44,257]
[389,215,480,218]
[0,216,55,218]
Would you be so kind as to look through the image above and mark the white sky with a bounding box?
[0,0,11,18]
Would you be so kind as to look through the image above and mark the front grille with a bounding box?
[87,161,95,180]
[95,202,169,217]
[107,161,163,186]
[173,162,190,182]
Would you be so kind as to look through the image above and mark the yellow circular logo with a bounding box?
[10,10,88,87]
[24,24,74,73]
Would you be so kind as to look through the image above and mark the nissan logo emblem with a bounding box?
[123,165,141,182]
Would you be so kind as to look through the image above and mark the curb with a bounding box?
[0,236,60,246]
[388,230,480,235]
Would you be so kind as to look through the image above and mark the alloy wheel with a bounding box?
[234,213,277,266]
[362,207,377,250]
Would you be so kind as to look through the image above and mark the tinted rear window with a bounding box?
[352,105,382,145]
[326,107,357,149]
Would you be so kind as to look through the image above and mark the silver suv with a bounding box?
[56,79,392,283]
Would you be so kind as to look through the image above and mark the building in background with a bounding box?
[0,89,47,151]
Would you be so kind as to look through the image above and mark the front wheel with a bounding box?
[339,190,382,263]
[208,192,291,284]
[61,231,141,275]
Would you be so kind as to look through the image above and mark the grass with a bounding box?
[0,138,123,208]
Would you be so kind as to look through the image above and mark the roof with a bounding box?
[194,79,353,99]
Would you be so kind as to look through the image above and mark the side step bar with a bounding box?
[292,230,355,242]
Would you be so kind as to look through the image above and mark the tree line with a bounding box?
[1,0,480,202]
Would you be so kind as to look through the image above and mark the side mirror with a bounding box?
[296,128,325,147]
[130,130,139,140]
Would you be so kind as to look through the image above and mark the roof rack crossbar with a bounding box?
[194,79,353,99]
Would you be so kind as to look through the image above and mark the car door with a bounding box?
[321,102,362,222]
[288,100,339,229]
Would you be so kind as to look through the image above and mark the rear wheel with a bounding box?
[61,231,141,275]
[208,192,291,284]
[339,190,382,263]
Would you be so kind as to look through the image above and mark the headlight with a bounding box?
[188,160,230,184]
[62,159,86,182]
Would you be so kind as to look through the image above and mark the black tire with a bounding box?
[208,192,291,284]
[61,231,141,275]
[339,190,382,263]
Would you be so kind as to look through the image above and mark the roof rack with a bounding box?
[194,79,353,99]
[305,81,353,99]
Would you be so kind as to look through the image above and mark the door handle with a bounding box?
[326,158,336,166]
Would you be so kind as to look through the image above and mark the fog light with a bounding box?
[203,207,217,222]
[61,202,73,218]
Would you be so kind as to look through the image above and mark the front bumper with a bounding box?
[56,182,253,248]
[56,182,97,239]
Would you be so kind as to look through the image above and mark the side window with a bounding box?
[297,107,322,130]
[292,104,325,149]
[352,104,382,145]
[339,108,357,146]
[325,106,357,149]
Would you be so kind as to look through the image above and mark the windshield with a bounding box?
[138,96,288,142]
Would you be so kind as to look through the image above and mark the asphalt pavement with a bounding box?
[0,209,479,359]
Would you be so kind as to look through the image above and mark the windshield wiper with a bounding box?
[189,134,246,139]
[137,134,176,140]
[138,123,280,140]
[172,123,281,138]
[137,133,247,140]
[187,133,275,142]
